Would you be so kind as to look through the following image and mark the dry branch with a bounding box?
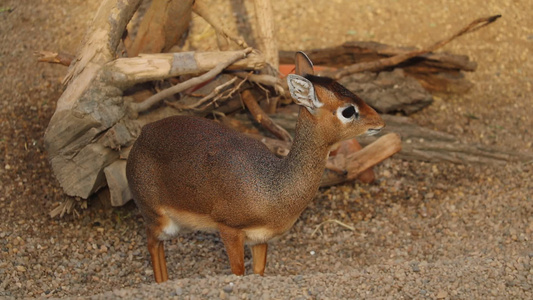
[130,47,253,113]
[107,49,264,87]
[326,15,501,80]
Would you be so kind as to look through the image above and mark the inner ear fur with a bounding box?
[295,51,314,76]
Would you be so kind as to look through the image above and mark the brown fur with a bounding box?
[126,52,385,283]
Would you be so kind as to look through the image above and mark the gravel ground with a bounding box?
[0,0,532,299]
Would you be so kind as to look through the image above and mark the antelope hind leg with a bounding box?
[218,224,245,275]
[251,243,268,275]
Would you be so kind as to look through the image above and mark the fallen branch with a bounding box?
[241,89,293,142]
[131,47,253,113]
[327,15,501,80]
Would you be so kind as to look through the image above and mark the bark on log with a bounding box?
[339,68,433,115]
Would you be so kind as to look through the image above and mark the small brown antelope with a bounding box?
[126,52,385,283]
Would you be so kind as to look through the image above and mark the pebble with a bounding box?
[223,284,233,293]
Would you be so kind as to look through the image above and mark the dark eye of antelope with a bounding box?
[342,106,356,118]
[336,104,359,124]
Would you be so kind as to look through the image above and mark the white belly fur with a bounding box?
[158,207,293,243]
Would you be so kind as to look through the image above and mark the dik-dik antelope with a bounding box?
[126,52,385,283]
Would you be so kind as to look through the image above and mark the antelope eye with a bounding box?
[342,105,356,118]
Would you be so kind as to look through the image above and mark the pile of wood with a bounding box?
[40,0,517,216]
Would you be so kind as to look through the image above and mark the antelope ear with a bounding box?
[295,51,314,76]
[287,74,323,112]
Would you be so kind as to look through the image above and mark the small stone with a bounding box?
[175,287,183,295]
[436,290,448,299]
[15,265,26,272]
[410,262,420,272]
[223,284,233,293]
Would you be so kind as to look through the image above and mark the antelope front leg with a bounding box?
[218,224,245,275]
[251,243,268,275]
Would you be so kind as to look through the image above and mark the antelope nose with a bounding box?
[366,128,382,136]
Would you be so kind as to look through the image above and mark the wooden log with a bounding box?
[44,0,141,199]
[338,68,433,115]
[268,112,533,165]
[253,0,279,71]
[359,115,533,165]
[127,0,192,56]
[104,160,133,207]
[279,41,476,93]
[320,133,402,187]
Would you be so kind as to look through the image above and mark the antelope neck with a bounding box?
[274,108,331,213]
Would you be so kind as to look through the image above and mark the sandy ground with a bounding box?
[0,0,532,299]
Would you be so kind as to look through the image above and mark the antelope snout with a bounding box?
[365,126,384,136]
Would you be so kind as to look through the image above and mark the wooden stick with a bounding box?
[330,139,376,183]
[36,51,74,66]
[327,15,501,80]
[241,89,293,142]
[193,0,248,49]
[131,48,252,113]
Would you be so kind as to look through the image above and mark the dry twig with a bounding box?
[36,51,74,66]
[311,219,356,237]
